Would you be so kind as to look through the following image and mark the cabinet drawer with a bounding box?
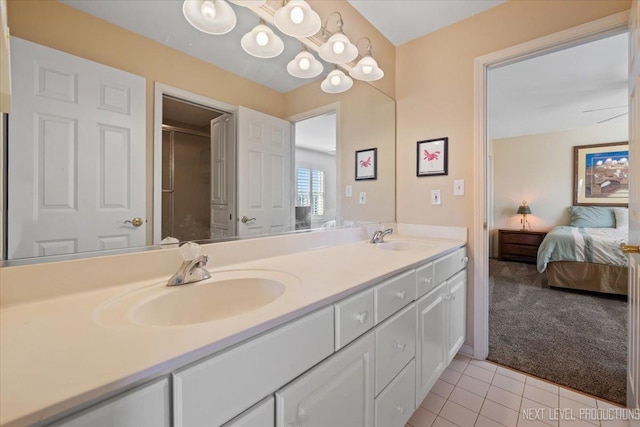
[501,232,544,246]
[433,247,467,286]
[502,244,538,258]
[174,307,334,427]
[375,360,416,427]
[375,303,416,395]
[223,397,274,427]
[416,262,434,298]
[335,288,375,350]
[374,269,416,324]
[52,378,170,427]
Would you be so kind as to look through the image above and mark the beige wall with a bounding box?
[395,0,631,349]
[286,80,396,223]
[490,121,628,257]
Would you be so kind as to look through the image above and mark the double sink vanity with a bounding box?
[0,228,467,427]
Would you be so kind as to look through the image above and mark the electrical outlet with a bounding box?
[454,179,465,196]
[359,192,366,205]
[345,185,353,197]
[431,189,441,205]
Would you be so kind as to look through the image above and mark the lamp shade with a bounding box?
[321,69,353,94]
[287,50,324,79]
[349,55,384,81]
[517,202,532,215]
[274,0,321,38]
[183,0,237,35]
[241,23,284,58]
[318,32,358,64]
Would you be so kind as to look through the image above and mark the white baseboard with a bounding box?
[459,345,474,359]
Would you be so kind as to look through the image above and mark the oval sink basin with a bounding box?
[95,270,300,327]
[375,241,434,251]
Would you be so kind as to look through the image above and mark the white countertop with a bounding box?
[0,236,464,427]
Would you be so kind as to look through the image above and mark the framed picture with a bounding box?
[417,137,448,177]
[355,148,377,180]
[573,141,629,207]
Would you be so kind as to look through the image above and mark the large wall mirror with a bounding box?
[2,0,396,262]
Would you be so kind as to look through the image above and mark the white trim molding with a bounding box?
[473,11,629,360]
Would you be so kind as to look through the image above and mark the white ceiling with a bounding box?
[488,32,628,140]
[347,0,506,46]
[295,112,337,154]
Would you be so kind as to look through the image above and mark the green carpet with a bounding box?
[488,259,627,405]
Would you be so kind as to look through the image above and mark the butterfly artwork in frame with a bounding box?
[355,148,377,181]
[417,137,448,177]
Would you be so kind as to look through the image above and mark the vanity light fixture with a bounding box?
[321,68,353,94]
[183,0,237,35]
[274,0,321,38]
[228,0,266,6]
[287,46,323,78]
[349,38,384,82]
[318,12,358,64]
[241,21,284,58]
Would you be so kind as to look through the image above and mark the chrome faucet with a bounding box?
[370,228,393,244]
[167,254,211,286]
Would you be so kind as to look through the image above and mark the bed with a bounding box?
[536,207,629,296]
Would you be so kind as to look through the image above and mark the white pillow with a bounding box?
[614,207,629,230]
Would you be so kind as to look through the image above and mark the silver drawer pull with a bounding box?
[462,256,469,263]
[451,294,456,301]
[444,294,452,302]
[396,290,406,300]
[395,342,407,352]
[355,312,368,324]
[424,277,432,284]
[396,404,406,415]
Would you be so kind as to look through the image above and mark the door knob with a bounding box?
[240,216,256,224]
[622,244,640,254]
[124,217,144,227]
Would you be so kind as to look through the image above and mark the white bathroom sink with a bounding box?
[95,270,300,327]
[374,240,434,252]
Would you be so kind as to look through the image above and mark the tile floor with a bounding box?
[406,354,635,427]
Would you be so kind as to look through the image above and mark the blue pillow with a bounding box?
[569,206,616,228]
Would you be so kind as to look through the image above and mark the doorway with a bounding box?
[473,11,631,405]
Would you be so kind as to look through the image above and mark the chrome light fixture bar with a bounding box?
[183,0,237,35]
[241,21,284,58]
[318,12,358,64]
[274,0,321,38]
[349,37,384,82]
[321,68,353,94]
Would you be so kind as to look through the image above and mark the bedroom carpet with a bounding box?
[488,259,627,405]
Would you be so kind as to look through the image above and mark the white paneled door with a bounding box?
[237,106,292,236]
[8,37,145,259]
[627,0,640,410]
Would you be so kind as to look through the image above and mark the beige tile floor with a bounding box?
[406,355,636,427]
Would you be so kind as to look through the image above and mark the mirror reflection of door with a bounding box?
[294,112,337,230]
[161,96,229,242]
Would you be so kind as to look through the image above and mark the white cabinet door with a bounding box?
[415,282,447,403]
[224,397,274,427]
[276,332,375,427]
[52,379,170,427]
[446,270,467,364]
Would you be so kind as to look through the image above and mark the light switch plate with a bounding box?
[431,190,441,205]
[359,192,366,204]
[454,180,465,196]
[345,185,353,197]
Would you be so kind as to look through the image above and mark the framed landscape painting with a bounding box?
[573,141,629,207]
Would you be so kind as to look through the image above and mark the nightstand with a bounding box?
[498,229,547,264]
